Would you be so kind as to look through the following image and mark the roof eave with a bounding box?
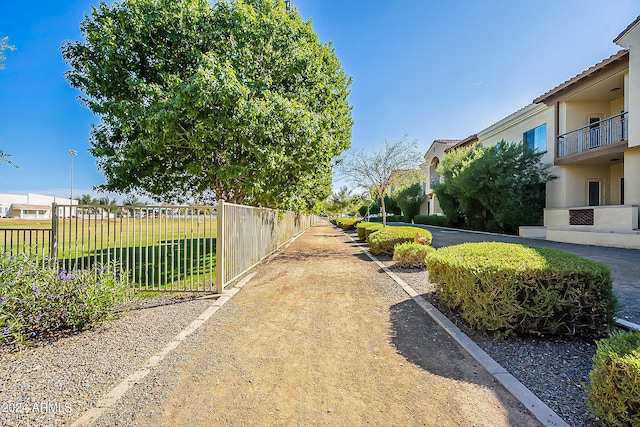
[533,50,629,105]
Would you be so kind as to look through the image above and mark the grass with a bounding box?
[0,217,218,292]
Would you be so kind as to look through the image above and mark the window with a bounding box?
[523,124,547,152]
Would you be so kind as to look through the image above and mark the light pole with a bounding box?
[68,149,77,204]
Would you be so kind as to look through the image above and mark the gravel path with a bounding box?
[0,295,212,427]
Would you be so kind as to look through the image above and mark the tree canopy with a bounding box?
[392,183,425,223]
[62,0,353,211]
[322,186,365,217]
[337,135,421,226]
[434,141,555,233]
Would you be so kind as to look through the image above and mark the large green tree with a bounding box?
[62,0,352,210]
[436,141,555,233]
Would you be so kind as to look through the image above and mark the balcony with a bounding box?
[557,112,627,159]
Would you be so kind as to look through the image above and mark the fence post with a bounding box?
[216,200,225,294]
[50,203,58,262]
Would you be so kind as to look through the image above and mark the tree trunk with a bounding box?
[381,194,387,227]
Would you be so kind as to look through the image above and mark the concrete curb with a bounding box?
[344,231,569,427]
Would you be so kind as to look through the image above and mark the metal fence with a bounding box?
[0,201,318,293]
[557,112,628,157]
[53,204,217,292]
[0,228,52,267]
[216,200,319,290]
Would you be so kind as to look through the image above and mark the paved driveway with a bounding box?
[394,223,640,325]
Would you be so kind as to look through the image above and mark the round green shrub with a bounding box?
[356,222,383,240]
[588,331,640,426]
[392,241,435,269]
[424,242,617,337]
[367,226,432,257]
[330,218,359,230]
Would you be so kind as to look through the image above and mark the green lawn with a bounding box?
[0,217,218,291]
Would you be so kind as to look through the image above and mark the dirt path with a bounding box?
[104,222,542,426]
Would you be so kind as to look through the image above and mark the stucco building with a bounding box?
[0,193,77,219]
[424,16,640,249]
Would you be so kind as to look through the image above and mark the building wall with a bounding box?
[0,193,77,218]
[420,141,450,215]
[561,100,621,134]
[476,105,555,165]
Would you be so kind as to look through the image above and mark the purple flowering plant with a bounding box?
[0,253,133,348]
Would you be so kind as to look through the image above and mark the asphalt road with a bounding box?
[392,222,640,326]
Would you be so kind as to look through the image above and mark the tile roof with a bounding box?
[432,139,462,145]
[533,50,628,104]
[445,134,479,152]
[614,16,640,44]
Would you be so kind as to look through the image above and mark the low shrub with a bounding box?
[414,214,449,227]
[424,242,617,338]
[392,242,436,269]
[356,222,383,240]
[330,218,359,230]
[364,224,384,240]
[367,226,432,257]
[0,254,134,348]
[587,331,640,426]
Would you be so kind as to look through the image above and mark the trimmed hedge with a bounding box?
[587,331,640,426]
[424,242,617,337]
[356,222,383,240]
[367,226,432,257]
[330,218,359,230]
[414,214,449,227]
[392,242,436,269]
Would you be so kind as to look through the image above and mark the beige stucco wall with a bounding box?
[421,141,450,216]
[610,162,625,205]
[545,205,638,230]
[562,164,611,206]
[562,101,611,132]
[561,99,624,134]
[616,24,640,148]
[624,146,640,204]
[477,105,555,164]
[545,166,566,208]
[546,229,640,249]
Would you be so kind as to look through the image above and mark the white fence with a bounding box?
[216,201,319,291]
[0,202,318,293]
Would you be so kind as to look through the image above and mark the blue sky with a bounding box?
[0,1,639,201]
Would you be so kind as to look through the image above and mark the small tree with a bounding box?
[324,187,365,217]
[393,183,425,222]
[338,135,421,226]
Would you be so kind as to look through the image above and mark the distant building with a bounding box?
[0,193,78,219]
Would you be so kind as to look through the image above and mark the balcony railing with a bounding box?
[557,112,627,158]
